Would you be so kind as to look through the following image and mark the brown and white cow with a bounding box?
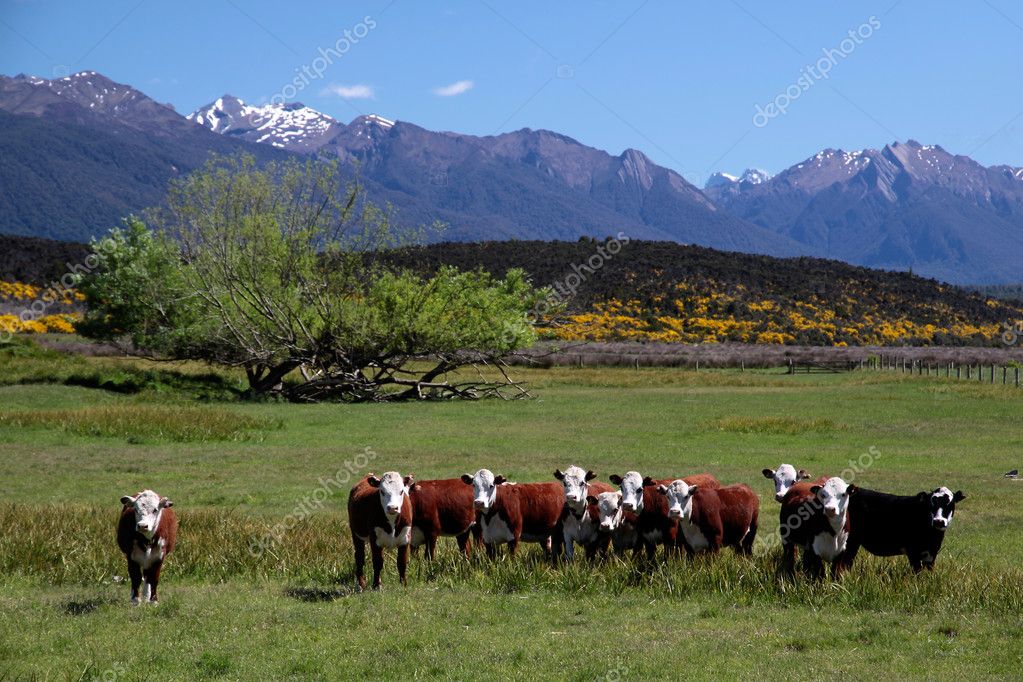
[779,476,857,579]
[607,471,721,560]
[461,469,564,560]
[658,480,759,555]
[348,472,414,590]
[117,489,177,604]
[554,466,614,561]
[409,477,479,559]
[586,490,638,555]
[762,464,826,502]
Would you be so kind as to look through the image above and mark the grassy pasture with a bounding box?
[1,358,1022,679]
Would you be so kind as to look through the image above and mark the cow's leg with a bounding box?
[424,534,438,561]
[485,542,497,561]
[908,553,924,573]
[563,534,575,562]
[353,537,367,591]
[780,541,797,577]
[144,562,163,603]
[456,530,472,559]
[397,544,409,586]
[803,551,824,580]
[551,533,564,566]
[370,541,385,590]
[508,537,519,558]
[740,519,757,556]
[127,559,143,604]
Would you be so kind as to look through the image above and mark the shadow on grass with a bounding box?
[61,596,117,616]
[284,585,360,602]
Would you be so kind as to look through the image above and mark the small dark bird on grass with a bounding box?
[1005,469,1019,479]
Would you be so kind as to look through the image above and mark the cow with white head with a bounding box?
[806,477,857,576]
[658,479,760,555]
[609,471,646,514]
[460,469,565,560]
[554,466,613,560]
[116,489,178,604]
[348,471,415,590]
[587,490,639,555]
[461,468,507,514]
[843,484,965,573]
[762,464,813,502]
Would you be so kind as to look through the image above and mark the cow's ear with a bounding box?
[403,474,415,488]
[761,468,775,479]
[609,474,623,485]
[460,474,474,485]
[656,484,668,494]
[846,485,857,496]
[585,470,597,481]
[553,469,565,481]
[953,490,966,503]
[809,486,822,495]
[120,495,136,506]
[159,498,173,509]
[690,484,699,494]
[494,475,507,485]
[642,476,655,487]
[586,495,598,505]
[916,491,929,501]
[797,469,810,480]
[367,475,381,488]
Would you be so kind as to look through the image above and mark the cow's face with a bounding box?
[762,464,810,502]
[658,480,697,521]
[555,465,596,513]
[367,472,413,520]
[589,491,624,532]
[461,469,506,512]
[925,487,965,530]
[611,471,645,513]
[120,489,172,538]
[811,477,855,520]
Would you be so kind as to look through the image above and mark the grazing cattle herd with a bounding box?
[117,464,966,599]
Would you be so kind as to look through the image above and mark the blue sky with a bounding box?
[3,0,1023,184]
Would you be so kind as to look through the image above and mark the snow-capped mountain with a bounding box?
[187,95,350,152]
[706,140,1023,283]
[704,168,771,190]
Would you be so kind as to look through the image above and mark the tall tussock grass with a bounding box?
[0,405,280,442]
[2,502,1020,616]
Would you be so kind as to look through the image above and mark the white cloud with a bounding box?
[321,83,375,99]
[432,80,474,97]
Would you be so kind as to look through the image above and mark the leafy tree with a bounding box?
[76,155,544,401]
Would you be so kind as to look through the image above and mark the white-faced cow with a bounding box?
[779,476,857,579]
[461,469,564,560]
[845,486,965,572]
[658,480,759,556]
[608,471,721,560]
[348,472,414,590]
[587,491,638,555]
[409,478,480,560]
[762,464,825,502]
[554,466,614,561]
[117,489,177,604]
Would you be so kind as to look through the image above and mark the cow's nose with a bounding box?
[775,493,785,502]
[668,510,681,519]
[474,501,486,510]
[933,519,947,529]
[622,503,635,512]
[386,505,399,514]
[600,523,612,531]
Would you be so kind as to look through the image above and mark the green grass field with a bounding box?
[1,356,1022,680]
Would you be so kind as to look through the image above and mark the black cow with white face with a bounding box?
[844,486,965,572]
